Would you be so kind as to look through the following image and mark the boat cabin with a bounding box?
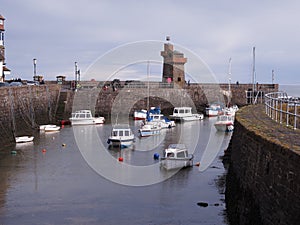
[164,144,189,159]
[172,107,193,116]
[111,128,133,138]
[71,110,93,119]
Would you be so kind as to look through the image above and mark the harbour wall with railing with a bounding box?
[225,104,300,225]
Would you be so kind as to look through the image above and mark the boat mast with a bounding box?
[147,60,150,111]
[228,57,232,107]
[252,47,256,103]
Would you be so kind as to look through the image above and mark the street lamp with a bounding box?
[74,62,78,90]
[33,58,37,80]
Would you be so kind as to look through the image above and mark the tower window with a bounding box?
[178,77,181,82]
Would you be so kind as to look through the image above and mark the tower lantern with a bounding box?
[161,37,187,88]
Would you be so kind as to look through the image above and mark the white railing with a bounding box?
[265,92,300,129]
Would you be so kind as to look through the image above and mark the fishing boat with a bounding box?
[214,114,234,132]
[107,125,135,148]
[160,144,194,170]
[205,103,224,117]
[169,107,204,121]
[139,123,161,137]
[15,136,34,143]
[69,110,105,125]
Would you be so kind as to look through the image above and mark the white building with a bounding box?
[0,14,10,82]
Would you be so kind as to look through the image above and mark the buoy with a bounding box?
[42,149,47,153]
[118,157,123,162]
[195,162,200,167]
[153,153,160,160]
[11,150,17,155]
[62,143,66,147]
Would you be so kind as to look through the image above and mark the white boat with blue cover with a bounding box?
[147,114,176,128]
[107,125,134,148]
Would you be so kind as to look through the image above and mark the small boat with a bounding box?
[214,114,234,132]
[224,105,239,116]
[44,125,60,132]
[169,107,204,122]
[147,114,176,128]
[205,103,224,117]
[133,109,147,120]
[69,110,105,125]
[15,136,34,143]
[39,124,57,130]
[133,107,161,120]
[107,125,135,148]
[160,144,194,170]
[139,123,161,137]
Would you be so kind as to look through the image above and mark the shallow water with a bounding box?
[0,118,231,225]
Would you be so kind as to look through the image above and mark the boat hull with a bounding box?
[160,156,193,170]
[214,123,234,132]
[15,136,34,143]
[108,138,134,148]
[170,114,203,122]
[139,129,160,137]
[70,117,105,125]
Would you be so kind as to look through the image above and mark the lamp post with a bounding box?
[33,58,37,81]
[74,62,77,91]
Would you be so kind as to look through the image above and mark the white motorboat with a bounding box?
[133,109,147,120]
[39,124,60,132]
[224,105,239,116]
[139,123,161,137]
[44,125,60,132]
[205,103,224,117]
[15,136,34,143]
[147,114,176,128]
[214,115,234,132]
[160,144,194,170]
[69,110,105,125]
[107,125,135,148]
[133,107,161,120]
[169,107,204,122]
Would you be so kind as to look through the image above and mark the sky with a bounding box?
[1,0,300,84]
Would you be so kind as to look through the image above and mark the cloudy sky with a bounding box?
[1,0,300,84]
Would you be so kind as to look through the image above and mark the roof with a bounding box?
[167,144,187,150]
[3,66,10,71]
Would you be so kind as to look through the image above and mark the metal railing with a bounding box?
[265,92,300,129]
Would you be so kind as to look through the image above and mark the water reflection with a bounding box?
[0,118,231,225]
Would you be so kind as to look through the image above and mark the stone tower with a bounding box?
[161,38,187,87]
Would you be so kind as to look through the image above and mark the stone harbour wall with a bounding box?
[0,84,60,145]
[225,105,300,225]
